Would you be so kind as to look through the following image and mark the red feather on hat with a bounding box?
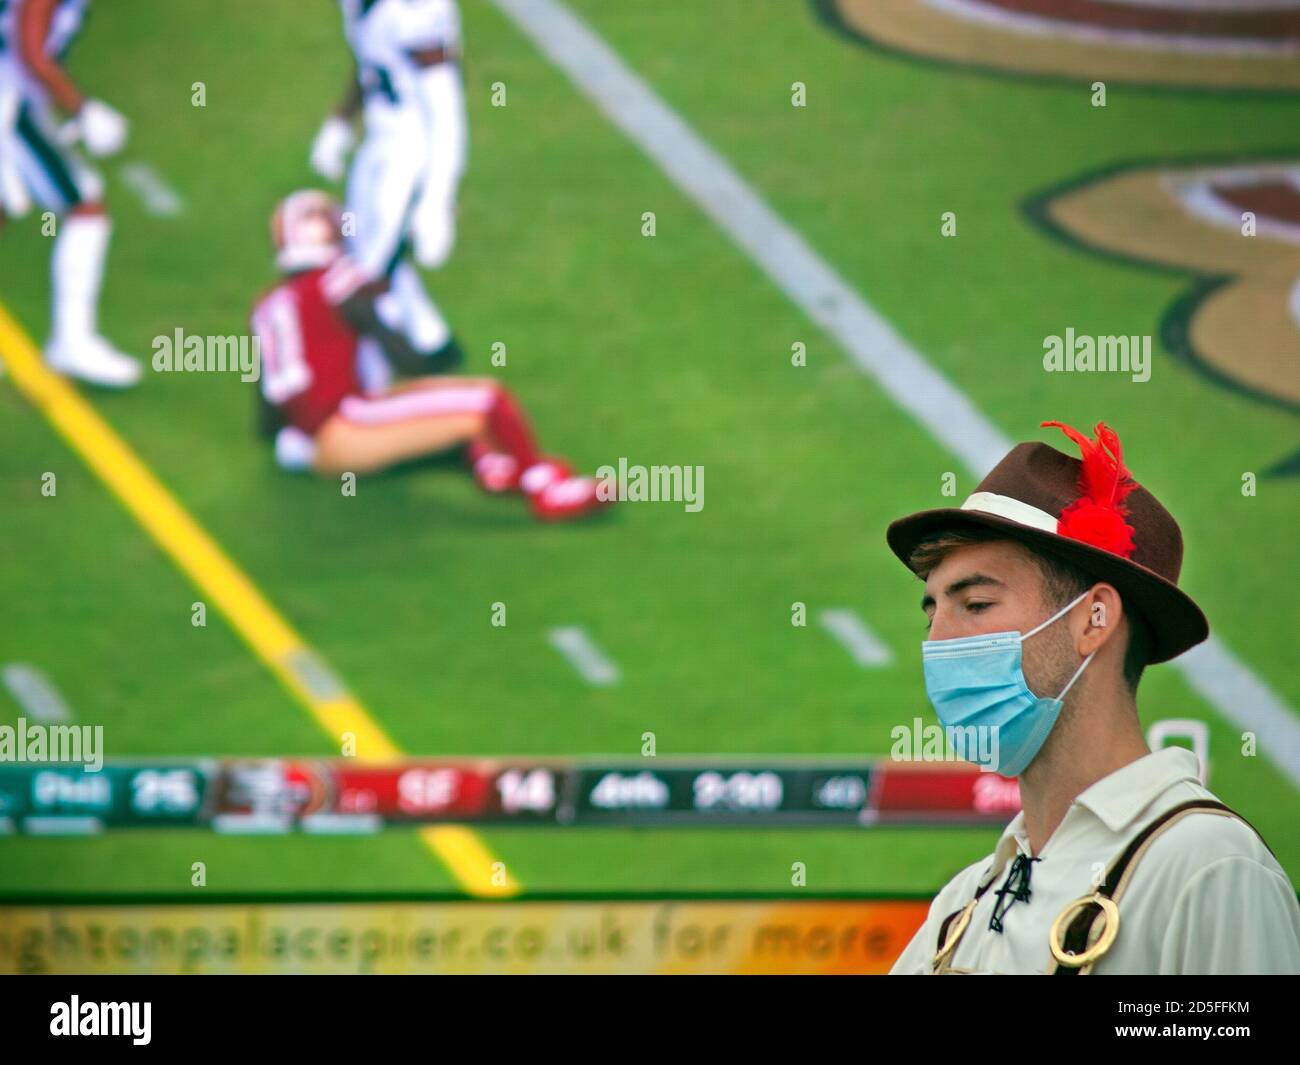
[1040,420,1138,558]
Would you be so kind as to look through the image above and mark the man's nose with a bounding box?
[926,608,959,642]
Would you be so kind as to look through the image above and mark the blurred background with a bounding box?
[0,0,1296,973]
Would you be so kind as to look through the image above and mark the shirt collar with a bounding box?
[1072,746,1203,834]
[978,747,1202,886]
[980,811,1033,889]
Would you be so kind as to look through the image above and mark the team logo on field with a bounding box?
[1026,159,1300,474]
[821,0,1300,91]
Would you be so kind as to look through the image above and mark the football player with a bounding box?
[252,190,609,523]
[0,0,137,387]
[309,0,467,390]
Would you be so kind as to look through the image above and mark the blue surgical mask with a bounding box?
[921,590,1094,777]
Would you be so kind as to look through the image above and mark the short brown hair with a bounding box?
[908,526,1151,693]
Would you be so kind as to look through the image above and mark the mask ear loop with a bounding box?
[1022,589,1092,641]
[1056,649,1095,701]
[1022,589,1096,701]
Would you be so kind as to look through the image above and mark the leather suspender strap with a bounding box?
[932,872,997,973]
[1050,799,1275,975]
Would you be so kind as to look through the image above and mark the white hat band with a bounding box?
[960,491,1059,534]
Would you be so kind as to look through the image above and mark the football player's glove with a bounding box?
[275,426,317,472]
[411,196,456,270]
[309,115,355,182]
[78,99,128,158]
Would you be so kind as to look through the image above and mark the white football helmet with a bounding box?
[271,189,344,272]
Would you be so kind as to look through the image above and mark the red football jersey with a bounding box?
[250,256,372,434]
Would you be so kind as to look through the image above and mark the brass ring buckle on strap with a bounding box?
[1049,893,1120,968]
[933,899,977,969]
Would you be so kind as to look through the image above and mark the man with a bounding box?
[308,0,467,389]
[252,189,608,523]
[0,0,136,387]
[886,420,1300,974]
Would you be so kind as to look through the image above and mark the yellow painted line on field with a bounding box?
[0,300,517,897]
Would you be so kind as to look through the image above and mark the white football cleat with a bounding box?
[521,459,612,522]
[46,336,142,389]
[519,459,570,496]
[530,474,609,522]
[472,450,519,493]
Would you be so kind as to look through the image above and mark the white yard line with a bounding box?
[548,626,621,686]
[1178,642,1300,783]
[818,609,894,667]
[23,817,102,835]
[1,662,72,722]
[300,813,382,834]
[494,0,1300,790]
[211,814,292,835]
[118,161,184,217]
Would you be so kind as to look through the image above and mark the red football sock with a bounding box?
[486,388,541,471]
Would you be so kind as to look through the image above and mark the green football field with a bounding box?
[0,0,1296,898]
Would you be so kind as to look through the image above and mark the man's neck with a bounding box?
[1016,692,1149,856]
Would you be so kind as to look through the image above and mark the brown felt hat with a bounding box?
[886,424,1208,663]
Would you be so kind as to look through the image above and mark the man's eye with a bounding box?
[968,601,992,612]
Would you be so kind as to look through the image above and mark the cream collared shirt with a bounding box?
[890,747,1300,974]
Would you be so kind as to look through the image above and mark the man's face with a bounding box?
[921,539,1079,697]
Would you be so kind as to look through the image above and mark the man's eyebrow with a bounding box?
[947,574,1005,596]
[920,573,1005,612]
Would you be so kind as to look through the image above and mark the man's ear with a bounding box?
[1076,583,1123,658]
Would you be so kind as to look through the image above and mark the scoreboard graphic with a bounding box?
[0,758,1024,834]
